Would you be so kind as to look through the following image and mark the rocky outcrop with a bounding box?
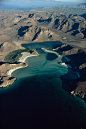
[0,62,28,88]
[0,77,16,88]
[55,44,86,71]
[55,44,86,100]
[70,80,86,99]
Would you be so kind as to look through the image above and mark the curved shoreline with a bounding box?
[42,47,81,79]
[1,42,81,90]
[6,52,39,77]
[6,66,25,77]
[18,52,39,63]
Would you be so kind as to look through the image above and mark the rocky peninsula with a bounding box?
[54,44,86,100]
[0,62,28,88]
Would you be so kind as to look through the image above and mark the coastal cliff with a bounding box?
[54,44,86,100]
[0,62,28,88]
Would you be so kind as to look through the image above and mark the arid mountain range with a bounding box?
[0,4,86,99]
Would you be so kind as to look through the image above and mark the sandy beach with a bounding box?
[18,52,39,63]
[42,48,71,62]
[41,48,59,56]
[6,66,25,77]
[59,62,71,68]
[6,52,39,77]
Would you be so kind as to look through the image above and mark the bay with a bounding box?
[0,41,86,128]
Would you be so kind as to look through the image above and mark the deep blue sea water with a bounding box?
[0,1,81,11]
[0,42,86,129]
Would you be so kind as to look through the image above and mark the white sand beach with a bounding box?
[6,66,25,77]
[18,52,38,63]
[59,63,72,68]
[41,48,59,55]
[6,52,39,77]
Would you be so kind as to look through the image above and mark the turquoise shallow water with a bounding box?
[0,42,86,129]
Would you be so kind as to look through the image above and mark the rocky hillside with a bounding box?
[17,25,60,42]
[36,12,86,43]
[0,9,86,50]
[54,44,86,100]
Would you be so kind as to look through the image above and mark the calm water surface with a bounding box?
[0,42,86,129]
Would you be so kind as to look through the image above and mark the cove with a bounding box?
[0,41,86,129]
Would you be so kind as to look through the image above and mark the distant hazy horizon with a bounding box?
[0,0,83,11]
[0,0,85,2]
